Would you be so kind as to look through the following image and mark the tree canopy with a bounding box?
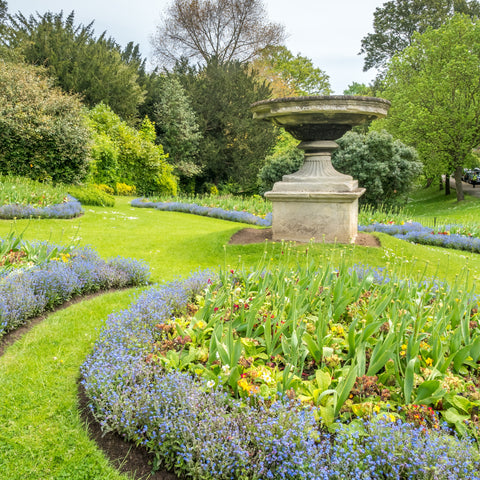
[252,46,331,97]
[152,0,285,67]
[377,14,480,201]
[2,11,145,119]
[360,0,480,71]
[176,58,277,193]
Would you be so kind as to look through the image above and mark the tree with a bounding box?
[2,11,145,119]
[252,46,332,97]
[331,130,422,207]
[177,58,277,193]
[360,0,480,72]
[0,60,90,183]
[152,0,285,67]
[376,14,480,201]
[154,75,202,191]
[343,82,373,96]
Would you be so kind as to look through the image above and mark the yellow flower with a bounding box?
[425,357,433,366]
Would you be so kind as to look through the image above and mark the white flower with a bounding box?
[206,380,215,389]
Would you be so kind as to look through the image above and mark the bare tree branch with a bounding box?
[152,0,285,68]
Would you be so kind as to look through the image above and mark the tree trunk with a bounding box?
[454,166,465,201]
[439,175,444,191]
[445,173,451,195]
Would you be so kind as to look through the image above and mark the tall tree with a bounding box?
[2,11,145,119]
[155,75,203,190]
[360,0,480,71]
[152,0,285,67]
[377,14,480,201]
[177,58,276,193]
[252,46,332,97]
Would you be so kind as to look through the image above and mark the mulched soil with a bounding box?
[1,227,380,480]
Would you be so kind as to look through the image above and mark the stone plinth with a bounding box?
[265,190,364,243]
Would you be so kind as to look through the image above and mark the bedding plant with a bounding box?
[82,245,480,479]
[0,175,82,219]
[0,231,150,338]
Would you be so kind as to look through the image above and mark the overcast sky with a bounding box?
[10,0,386,93]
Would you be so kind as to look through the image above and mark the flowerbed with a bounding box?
[0,195,82,219]
[360,222,480,252]
[0,241,150,338]
[131,198,272,227]
[82,252,480,479]
[131,197,480,255]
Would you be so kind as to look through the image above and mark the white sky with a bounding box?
[9,0,386,93]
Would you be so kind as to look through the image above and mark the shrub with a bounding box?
[257,146,304,194]
[331,130,423,208]
[115,182,136,196]
[95,184,115,195]
[66,185,115,207]
[87,104,177,196]
[0,60,90,184]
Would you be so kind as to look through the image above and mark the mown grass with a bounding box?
[0,189,480,479]
[0,290,137,480]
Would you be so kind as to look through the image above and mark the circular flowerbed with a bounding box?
[82,250,480,479]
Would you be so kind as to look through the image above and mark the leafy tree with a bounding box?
[331,130,422,207]
[88,104,177,195]
[154,75,202,190]
[152,0,285,67]
[252,46,331,97]
[376,14,480,201]
[360,0,480,71]
[2,11,145,119]
[0,60,90,183]
[343,82,373,96]
[178,58,277,193]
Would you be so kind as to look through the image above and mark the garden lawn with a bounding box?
[0,290,136,480]
[1,194,480,479]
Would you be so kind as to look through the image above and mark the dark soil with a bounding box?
[1,227,380,480]
[229,227,381,247]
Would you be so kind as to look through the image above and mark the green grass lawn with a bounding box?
[1,191,480,479]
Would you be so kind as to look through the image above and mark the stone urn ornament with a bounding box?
[251,96,390,243]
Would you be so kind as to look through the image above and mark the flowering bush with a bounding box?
[131,198,272,227]
[0,244,150,337]
[82,257,480,478]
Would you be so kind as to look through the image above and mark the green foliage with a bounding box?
[360,0,480,72]
[66,184,115,207]
[343,82,373,96]
[253,45,332,97]
[178,58,277,193]
[88,104,177,196]
[0,175,67,207]
[154,75,202,186]
[115,182,136,196]
[377,14,480,201]
[257,131,304,194]
[332,130,422,207]
[3,11,145,119]
[0,60,90,184]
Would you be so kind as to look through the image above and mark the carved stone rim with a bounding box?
[251,95,391,109]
